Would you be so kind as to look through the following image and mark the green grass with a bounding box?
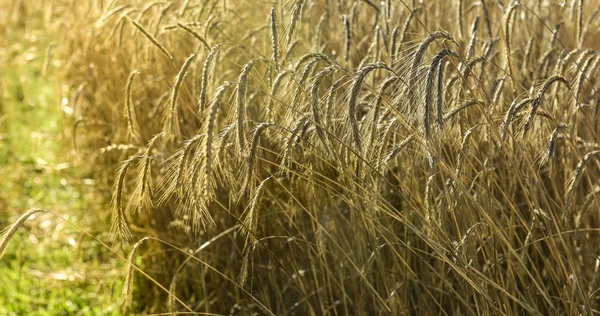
[0,29,121,316]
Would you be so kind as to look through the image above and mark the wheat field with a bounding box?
[2,0,600,314]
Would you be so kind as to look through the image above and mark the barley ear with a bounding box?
[398,7,420,56]
[311,65,339,151]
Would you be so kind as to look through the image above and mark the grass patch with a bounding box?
[0,24,120,316]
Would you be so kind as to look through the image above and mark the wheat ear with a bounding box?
[241,123,274,197]
[349,63,391,152]
[311,65,340,150]
[130,19,174,64]
[166,53,197,139]
[267,71,288,123]
[0,209,46,260]
[540,124,567,165]
[124,70,141,143]
[425,49,456,139]
[287,0,305,46]
[198,44,223,113]
[129,133,162,214]
[270,8,279,70]
[466,17,480,60]
[203,83,232,200]
[121,237,149,316]
[457,0,464,39]
[343,15,352,62]
[523,75,570,135]
[397,7,420,56]
[176,22,211,50]
[503,3,519,93]
[409,31,456,97]
[237,59,262,151]
[565,150,600,215]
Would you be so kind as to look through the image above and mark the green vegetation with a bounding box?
[0,11,120,315]
[2,0,600,315]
